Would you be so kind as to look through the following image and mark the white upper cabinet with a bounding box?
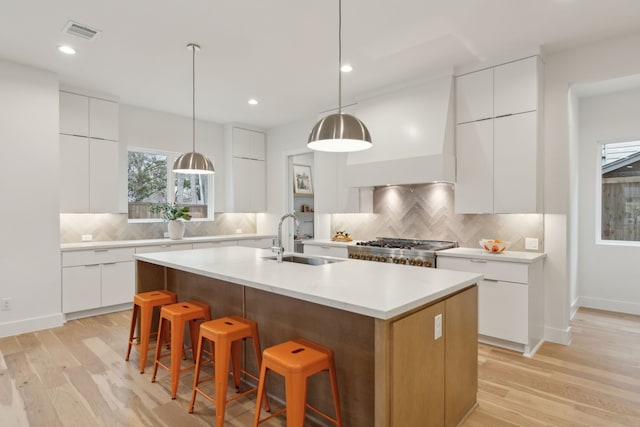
[225,126,266,212]
[454,56,543,214]
[232,127,265,160]
[59,90,122,213]
[494,57,539,117]
[60,92,89,136]
[454,120,494,213]
[89,97,119,141]
[455,68,493,124]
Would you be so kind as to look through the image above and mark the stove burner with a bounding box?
[349,238,457,268]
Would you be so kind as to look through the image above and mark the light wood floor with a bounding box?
[1,307,639,426]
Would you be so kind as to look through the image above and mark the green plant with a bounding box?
[149,202,192,221]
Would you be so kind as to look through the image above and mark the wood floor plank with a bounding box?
[2,307,639,426]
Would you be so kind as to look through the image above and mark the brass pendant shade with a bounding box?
[307,113,372,152]
[307,0,372,152]
[173,43,215,174]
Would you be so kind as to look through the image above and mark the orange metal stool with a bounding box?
[189,315,270,425]
[125,290,177,373]
[151,300,211,399]
[253,338,343,427]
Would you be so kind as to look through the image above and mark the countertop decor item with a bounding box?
[332,231,352,242]
[479,239,510,253]
[307,0,372,152]
[150,203,191,240]
[173,43,215,174]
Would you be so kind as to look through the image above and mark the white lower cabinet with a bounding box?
[437,252,544,356]
[62,248,135,314]
[134,243,194,253]
[303,244,348,258]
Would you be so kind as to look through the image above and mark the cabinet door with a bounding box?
[392,301,445,426]
[89,98,119,141]
[232,157,265,212]
[101,261,135,306]
[494,112,538,213]
[455,68,493,124]
[232,128,265,160]
[445,286,478,427]
[454,120,493,213]
[494,57,538,117]
[60,92,89,136]
[62,265,101,313]
[60,134,90,212]
[478,279,527,343]
[89,139,120,213]
[303,245,348,259]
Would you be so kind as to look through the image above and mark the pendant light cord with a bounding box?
[192,44,196,153]
[338,0,342,115]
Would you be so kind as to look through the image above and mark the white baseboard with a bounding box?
[0,313,65,338]
[544,325,572,345]
[576,296,640,316]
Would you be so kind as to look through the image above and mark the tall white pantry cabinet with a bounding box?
[454,56,543,213]
[59,90,121,213]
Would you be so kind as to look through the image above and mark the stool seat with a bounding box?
[151,300,211,399]
[125,290,177,373]
[254,338,342,427]
[189,315,270,426]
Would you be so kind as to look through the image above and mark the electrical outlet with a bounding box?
[235,228,243,234]
[164,232,170,238]
[525,237,539,250]
[1,298,11,311]
[81,234,93,241]
[434,314,442,340]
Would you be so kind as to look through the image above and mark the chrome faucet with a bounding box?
[272,212,299,263]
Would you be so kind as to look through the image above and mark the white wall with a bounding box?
[576,87,640,314]
[119,104,226,211]
[259,116,316,244]
[0,59,62,337]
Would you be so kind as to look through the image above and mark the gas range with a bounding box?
[347,238,457,268]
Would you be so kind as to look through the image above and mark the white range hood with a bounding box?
[346,76,455,187]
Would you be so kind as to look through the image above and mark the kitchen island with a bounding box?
[135,246,482,426]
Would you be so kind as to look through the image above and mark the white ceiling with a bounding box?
[2,0,640,130]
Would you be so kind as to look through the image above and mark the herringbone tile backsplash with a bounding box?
[331,183,544,251]
[60,213,256,243]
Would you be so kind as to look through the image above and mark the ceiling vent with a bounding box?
[63,21,101,40]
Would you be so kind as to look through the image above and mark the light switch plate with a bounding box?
[525,238,539,250]
[81,234,93,241]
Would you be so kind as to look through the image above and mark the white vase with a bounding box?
[168,220,186,240]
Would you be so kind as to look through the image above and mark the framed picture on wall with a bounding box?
[293,164,313,195]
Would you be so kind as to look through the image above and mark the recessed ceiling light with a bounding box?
[248,99,258,105]
[58,45,76,55]
[340,64,353,73]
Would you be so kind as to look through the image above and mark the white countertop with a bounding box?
[437,247,546,263]
[61,234,275,251]
[300,239,361,248]
[134,246,482,320]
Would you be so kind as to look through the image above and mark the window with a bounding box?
[127,148,213,221]
[600,140,640,241]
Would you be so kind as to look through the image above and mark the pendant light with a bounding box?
[307,0,372,152]
[173,43,215,174]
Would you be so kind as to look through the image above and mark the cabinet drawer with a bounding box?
[135,244,193,254]
[437,256,528,283]
[62,247,135,267]
[303,245,348,259]
[238,238,273,249]
[192,240,238,249]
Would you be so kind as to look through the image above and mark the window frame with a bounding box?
[596,138,640,247]
[127,146,214,223]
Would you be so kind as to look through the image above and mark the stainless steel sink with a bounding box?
[264,255,344,265]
